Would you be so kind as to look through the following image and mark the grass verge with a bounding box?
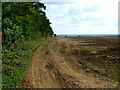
[2,37,51,88]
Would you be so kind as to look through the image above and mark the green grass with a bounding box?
[44,41,49,47]
[2,37,51,88]
[111,68,120,81]
[83,48,95,52]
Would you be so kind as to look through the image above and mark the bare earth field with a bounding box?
[0,31,2,88]
[22,37,119,88]
[0,31,1,53]
[0,31,1,41]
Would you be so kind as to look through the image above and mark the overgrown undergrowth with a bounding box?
[2,37,50,88]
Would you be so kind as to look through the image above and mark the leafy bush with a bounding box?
[2,38,48,88]
[2,2,53,47]
[2,2,53,88]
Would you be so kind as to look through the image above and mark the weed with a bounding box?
[2,37,51,88]
[84,48,95,52]
[44,42,49,47]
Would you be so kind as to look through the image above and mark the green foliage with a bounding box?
[3,17,23,47]
[2,37,49,88]
[2,2,54,88]
[2,2,54,47]
[85,48,95,52]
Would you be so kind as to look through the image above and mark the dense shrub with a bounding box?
[2,2,53,88]
[2,2,53,47]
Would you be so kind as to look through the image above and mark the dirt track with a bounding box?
[22,37,118,88]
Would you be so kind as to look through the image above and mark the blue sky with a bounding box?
[41,0,119,34]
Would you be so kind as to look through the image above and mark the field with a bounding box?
[22,36,119,88]
[0,31,2,89]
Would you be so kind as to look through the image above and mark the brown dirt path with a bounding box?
[21,37,118,88]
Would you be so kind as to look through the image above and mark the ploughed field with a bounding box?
[0,32,1,87]
[0,31,1,58]
[22,36,119,88]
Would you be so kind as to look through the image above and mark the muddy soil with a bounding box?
[21,37,119,88]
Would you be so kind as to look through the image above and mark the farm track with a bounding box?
[22,37,118,88]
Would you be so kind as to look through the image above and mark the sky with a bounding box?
[41,0,120,34]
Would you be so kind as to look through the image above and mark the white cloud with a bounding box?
[83,5,100,12]
[43,0,119,34]
[51,14,64,18]
[47,5,59,8]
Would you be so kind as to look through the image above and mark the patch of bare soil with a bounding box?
[0,31,1,41]
[0,32,1,50]
[21,37,119,88]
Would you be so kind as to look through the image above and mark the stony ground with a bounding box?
[21,37,119,88]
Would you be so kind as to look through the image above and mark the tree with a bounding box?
[2,2,54,47]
